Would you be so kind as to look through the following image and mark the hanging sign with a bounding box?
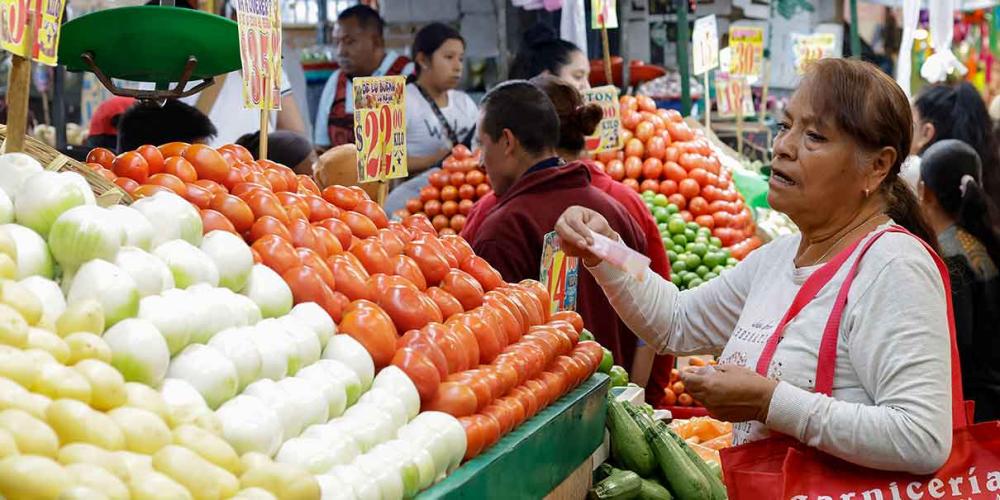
[791,32,837,75]
[234,0,281,110]
[353,75,407,183]
[692,15,719,76]
[0,0,66,66]
[540,231,580,313]
[728,26,764,78]
[590,0,618,30]
[715,75,754,118]
[582,85,621,154]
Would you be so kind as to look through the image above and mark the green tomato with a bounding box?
[608,366,629,387]
[643,190,656,199]
[712,265,726,275]
[703,252,723,269]
[671,234,687,247]
[667,219,686,235]
[671,260,688,273]
[727,257,739,266]
[682,272,699,286]
[599,348,614,373]
[667,250,678,262]
[688,278,704,288]
[667,204,679,215]
[670,274,683,287]
[654,207,671,223]
[690,243,708,258]
[695,265,710,278]
[686,222,701,232]
[653,194,669,207]
[710,237,723,248]
[579,329,595,342]
[697,227,712,237]
[703,272,718,281]
[683,253,701,270]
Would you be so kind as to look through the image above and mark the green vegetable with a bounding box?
[595,463,617,482]
[609,366,629,387]
[606,397,656,477]
[589,469,642,500]
[579,329,595,342]
[634,413,712,500]
[638,478,673,500]
[668,428,727,499]
[599,348,614,373]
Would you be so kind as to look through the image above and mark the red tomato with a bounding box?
[440,185,458,202]
[392,346,441,402]
[644,136,667,161]
[624,138,645,158]
[412,323,468,373]
[449,312,501,364]
[296,175,320,195]
[199,209,237,234]
[282,265,342,321]
[163,156,200,184]
[314,217,353,250]
[635,121,655,142]
[339,211,378,239]
[112,152,149,183]
[209,193,254,233]
[506,287,545,326]
[349,238,393,275]
[428,170,449,189]
[639,179,660,193]
[419,186,440,204]
[322,185,362,210]
[343,300,399,368]
[425,286,464,320]
[657,179,677,196]
[134,145,165,175]
[465,169,485,186]
[623,156,642,180]
[456,184,474,201]
[509,386,540,418]
[86,147,115,169]
[641,157,664,179]
[158,141,190,158]
[248,215,292,242]
[423,381,478,417]
[147,173,187,197]
[458,256,503,292]
[371,229,403,258]
[295,247,336,289]
[182,183,213,209]
[459,416,487,461]
[182,144,229,183]
[404,240,451,286]
[312,226,343,257]
[251,234,301,275]
[440,269,485,311]
[446,371,494,411]
[194,179,227,197]
[375,284,433,333]
[217,143,254,164]
[299,195,334,222]
[448,321,481,371]
[678,178,700,199]
[113,177,139,194]
[231,182,267,199]
[390,254,427,290]
[327,254,372,301]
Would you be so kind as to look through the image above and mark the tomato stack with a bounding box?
[593,95,757,250]
[399,145,492,235]
[92,141,601,462]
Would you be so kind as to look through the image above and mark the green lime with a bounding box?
[683,229,697,242]
[672,234,688,247]
[721,249,732,260]
[688,278,704,288]
[696,265,710,278]
[662,238,673,249]
[694,236,709,245]
[667,204,679,214]
[643,190,656,198]
[684,253,701,269]
[653,206,670,223]
[685,243,695,253]
[670,274,683,286]
[672,260,688,273]
[609,365,629,387]
[667,219,686,235]
[712,265,725,275]
[698,227,712,237]
[686,222,701,232]
[599,348,614,373]
[653,193,669,207]
[710,236,723,248]
[703,272,718,281]
[690,243,708,258]
[579,329,595,342]
[682,272,699,286]
[727,257,739,266]
[667,250,678,262]
[657,222,669,233]
[703,252,723,269]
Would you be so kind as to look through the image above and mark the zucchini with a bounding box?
[706,460,722,480]
[665,424,728,499]
[595,463,617,482]
[607,397,657,477]
[590,470,643,500]
[639,417,713,500]
[638,478,673,500]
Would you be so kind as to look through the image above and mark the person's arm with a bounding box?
[276,94,307,135]
[312,74,338,148]
[765,247,952,474]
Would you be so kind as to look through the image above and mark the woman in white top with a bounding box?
[556,59,953,474]
[384,22,478,215]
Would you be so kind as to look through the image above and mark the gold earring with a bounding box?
[864,188,870,198]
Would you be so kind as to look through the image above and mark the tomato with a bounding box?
[508,288,545,326]
[481,403,515,436]
[251,234,301,275]
[146,173,187,196]
[131,184,171,198]
[497,396,528,427]
[244,191,290,226]
[336,211,377,239]
[295,175,320,196]
[424,286,464,320]
[622,178,640,192]
[666,121,694,142]
[447,371,494,411]
[449,312,502,364]
[392,346,441,401]
[388,254,426,291]
[276,192,309,221]
[515,342,548,380]
[526,377,555,407]
[113,177,139,194]
[112,152,149,183]
[181,144,229,183]
[509,386,539,418]
[376,284,434,332]
[312,226,343,257]
[688,196,709,217]
[178,182,211,209]
[158,158,197,187]
[639,157,663,180]
[485,292,525,337]
[246,215,289,242]
[158,141,190,158]
[199,209,237,234]
[86,147,115,169]
[476,365,506,399]
[321,185,361,210]
[346,238,391,276]
[296,195,332,223]
[340,300,398,368]
[459,416,487,461]
[624,138,645,159]
[678,178,700,199]
[312,217,352,251]
[439,269,485,311]
[284,220,320,256]
[440,235,474,264]
[327,254,372,301]
[423,381,477,417]
[295,247,336,288]
[487,362,517,396]
[207,193,252,233]
[475,183,491,198]
[478,307,509,351]
[452,258,501,295]
[282,265,342,322]
[129,145,164,175]
[447,321,481,372]
[219,166,245,191]
[216,143,253,164]
[574,340,605,370]
[622,156,642,180]
[229,181,266,199]
[668,193,687,211]
[550,311,584,335]
[404,240,451,286]
[640,179,660,193]
[483,300,519,346]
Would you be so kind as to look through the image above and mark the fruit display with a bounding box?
[594,95,758,252]
[396,145,492,235]
[650,356,719,410]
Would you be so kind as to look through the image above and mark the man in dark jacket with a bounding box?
[469,81,647,368]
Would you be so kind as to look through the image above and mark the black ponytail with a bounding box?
[409,22,464,83]
[885,176,940,254]
[509,24,582,80]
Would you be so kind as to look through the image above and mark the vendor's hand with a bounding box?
[554,206,619,267]
[680,364,778,423]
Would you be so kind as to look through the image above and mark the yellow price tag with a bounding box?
[728,26,764,77]
[353,75,407,183]
[235,0,281,110]
[0,0,66,66]
[792,33,837,75]
[583,85,622,154]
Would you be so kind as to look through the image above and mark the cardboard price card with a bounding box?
[590,0,618,29]
[582,85,621,153]
[791,32,837,75]
[728,26,764,77]
[539,231,580,313]
[353,75,407,183]
[715,76,754,118]
[235,0,281,110]
[0,0,66,66]
[692,15,719,76]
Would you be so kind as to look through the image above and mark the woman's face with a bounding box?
[769,85,876,229]
[422,39,465,91]
[556,50,591,93]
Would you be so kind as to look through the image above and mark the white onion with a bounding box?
[67,259,139,327]
[131,191,203,247]
[242,379,301,441]
[153,239,219,289]
[14,171,90,238]
[1,223,53,279]
[241,264,292,319]
[107,205,154,251]
[276,377,329,429]
[167,344,239,409]
[310,359,363,406]
[48,205,123,273]
[208,327,262,390]
[372,366,420,420]
[199,231,253,292]
[17,276,64,329]
[289,302,335,349]
[294,364,347,419]
[102,318,169,386]
[321,335,375,391]
[115,247,174,298]
[0,152,42,200]
[215,394,283,456]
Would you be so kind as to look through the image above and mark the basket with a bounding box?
[0,125,131,206]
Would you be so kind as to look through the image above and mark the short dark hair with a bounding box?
[411,22,464,79]
[338,5,384,35]
[509,24,582,80]
[236,130,315,172]
[117,99,216,152]
[480,80,559,155]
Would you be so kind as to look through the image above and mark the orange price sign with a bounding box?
[235,0,281,110]
[727,26,764,77]
[582,85,621,153]
[0,0,66,66]
[539,231,580,313]
[353,75,407,183]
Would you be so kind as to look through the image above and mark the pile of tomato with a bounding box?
[89,141,601,462]
[398,145,493,235]
[591,95,757,249]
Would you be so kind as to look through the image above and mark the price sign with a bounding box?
[353,75,407,183]
[539,231,580,313]
[692,15,719,76]
[728,26,764,77]
[715,75,754,118]
[582,85,621,154]
[0,0,66,66]
[234,0,281,110]
[590,0,618,29]
[791,32,837,75]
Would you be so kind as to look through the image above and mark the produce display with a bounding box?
[396,145,493,235]
[596,396,726,500]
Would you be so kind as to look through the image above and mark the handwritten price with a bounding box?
[356,104,405,181]
[730,41,760,76]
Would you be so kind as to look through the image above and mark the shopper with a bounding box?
[912,82,1000,224]
[917,139,1000,422]
[87,96,135,152]
[556,59,953,474]
[468,80,646,369]
[313,5,413,149]
[383,22,478,215]
[234,130,317,175]
[117,99,217,152]
[509,24,591,93]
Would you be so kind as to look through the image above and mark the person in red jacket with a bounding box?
[467,80,647,369]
